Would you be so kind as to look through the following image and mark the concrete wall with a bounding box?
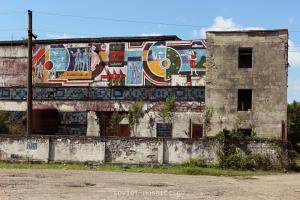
[165,139,219,164]
[205,30,288,138]
[0,135,49,162]
[105,138,163,164]
[0,135,286,166]
[49,137,105,163]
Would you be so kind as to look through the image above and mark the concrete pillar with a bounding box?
[86,111,100,136]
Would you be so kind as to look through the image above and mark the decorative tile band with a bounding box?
[0,87,205,101]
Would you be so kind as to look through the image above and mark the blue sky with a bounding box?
[1,0,300,102]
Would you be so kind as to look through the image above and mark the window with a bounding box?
[238,89,252,111]
[157,123,172,138]
[237,129,252,137]
[192,124,203,138]
[239,48,252,68]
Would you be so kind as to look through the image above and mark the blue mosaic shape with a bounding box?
[11,88,27,100]
[111,88,125,100]
[90,88,111,100]
[57,125,87,136]
[34,87,57,100]
[150,87,173,101]
[188,87,205,101]
[173,87,188,101]
[59,112,87,124]
[53,88,66,100]
[65,88,88,100]
[126,88,148,100]
[0,88,11,99]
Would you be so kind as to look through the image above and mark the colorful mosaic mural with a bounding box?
[32,40,207,86]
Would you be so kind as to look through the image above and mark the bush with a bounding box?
[221,152,273,170]
[288,101,300,153]
[0,111,24,134]
[214,129,279,170]
[183,157,208,167]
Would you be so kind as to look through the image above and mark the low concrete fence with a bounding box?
[0,135,286,165]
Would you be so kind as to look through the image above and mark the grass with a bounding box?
[0,162,280,176]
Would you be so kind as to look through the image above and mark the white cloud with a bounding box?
[288,40,300,68]
[192,16,264,38]
[140,33,162,36]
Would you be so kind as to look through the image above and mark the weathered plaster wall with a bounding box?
[49,137,105,163]
[0,135,287,166]
[86,111,100,136]
[205,30,288,138]
[0,135,49,162]
[165,139,219,164]
[0,46,27,87]
[105,138,163,164]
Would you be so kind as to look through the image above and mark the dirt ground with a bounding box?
[0,169,299,200]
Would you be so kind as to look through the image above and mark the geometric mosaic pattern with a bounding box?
[0,87,205,102]
[7,111,87,136]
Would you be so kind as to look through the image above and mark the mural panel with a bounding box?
[32,40,207,86]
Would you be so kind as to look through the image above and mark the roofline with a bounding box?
[0,35,181,46]
[206,29,288,34]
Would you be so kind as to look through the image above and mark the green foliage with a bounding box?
[0,111,24,134]
[214,129,278,170]
[158,96,176,122]
[287,101,300,153]
[204,107,214,134]
[127,101,145,135]
[214,128,255,141]
[183,157,208,167]
[109,112,123,131]
[220,152,273,170]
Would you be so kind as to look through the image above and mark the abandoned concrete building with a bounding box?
[0,29,288,140]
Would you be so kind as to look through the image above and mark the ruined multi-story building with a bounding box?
[0,29,288,139]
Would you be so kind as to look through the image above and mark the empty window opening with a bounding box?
[157,123,172,138]
[99,112,130,137]
[237,129,252,137]
[238,89,252,111]
[239,48,252,68]
[192,124,203,138]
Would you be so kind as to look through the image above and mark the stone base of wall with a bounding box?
[0,135,288,168]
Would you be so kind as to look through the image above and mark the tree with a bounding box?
[127,101,144,136]
[158,96,176,122]
[288,101,300,153]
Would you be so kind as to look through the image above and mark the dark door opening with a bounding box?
[99,112,130,137]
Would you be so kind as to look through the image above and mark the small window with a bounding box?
[157,123,172,138]
[238,129,252,137]
[239,48,252,68]
[238,89,252,111]
[192,124,203,138]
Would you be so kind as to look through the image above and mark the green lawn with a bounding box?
[0,162,280,176]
